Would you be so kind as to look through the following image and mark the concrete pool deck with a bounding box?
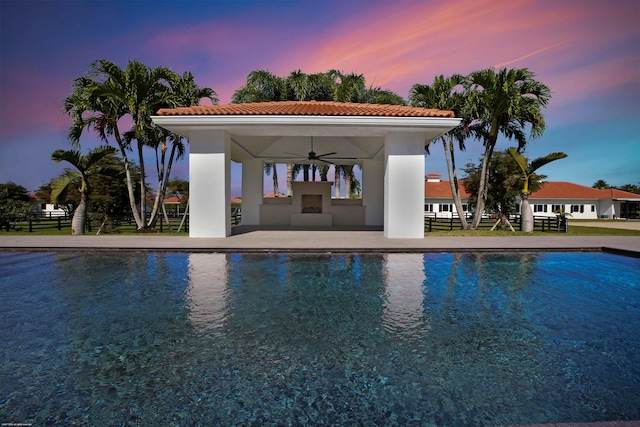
[1,230,639,256]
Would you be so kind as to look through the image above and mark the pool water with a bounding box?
[0,251,638,426]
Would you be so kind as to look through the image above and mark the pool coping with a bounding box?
[1,233,639,257]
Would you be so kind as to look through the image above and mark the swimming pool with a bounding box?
[0,251,638,425]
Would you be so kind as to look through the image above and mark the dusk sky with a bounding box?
[1,0,639,196]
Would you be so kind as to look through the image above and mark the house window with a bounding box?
[439,204,452,212]
[571,204,584,213]
[515,203,520,213]
[461,204,468,212]
[552,204,563,213]
[591,205,596,212]
[533,204,548,213]
[424,203,434,212]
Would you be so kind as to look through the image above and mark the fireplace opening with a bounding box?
[301,194,322,213]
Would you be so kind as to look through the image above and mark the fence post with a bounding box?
[57,217,62,230]
[29,218,33,233]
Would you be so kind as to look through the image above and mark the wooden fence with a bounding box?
[425,214,567,232]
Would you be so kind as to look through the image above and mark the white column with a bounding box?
[384,132,425,238]
[241,158,264,225]
[362,159,384,226]
[189,130,231,237]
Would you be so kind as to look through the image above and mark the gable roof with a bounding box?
[157,101,455,118]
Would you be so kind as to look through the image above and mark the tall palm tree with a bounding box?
[148,71,217,227]
[508,148,567,232]
[65,69,143,228]
[464,68,551,229]
[410,74,470,228]
[65,60,169,229]
[65,60,215,230]
[51,146,117,235]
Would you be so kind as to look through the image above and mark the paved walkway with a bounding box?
[569,220,640,230]
[2,231,639,256]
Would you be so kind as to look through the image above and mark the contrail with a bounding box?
[494,40,570,68]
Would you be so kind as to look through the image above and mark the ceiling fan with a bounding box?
[285,137,356,164]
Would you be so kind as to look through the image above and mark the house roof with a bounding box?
[425,180,471,198]
[263,191,286,198]
[157,101,455,118]
[164,196,187,204]
[424,179,640,201]
[528,181,602,199]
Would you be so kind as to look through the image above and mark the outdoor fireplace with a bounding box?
[301,194,322,213]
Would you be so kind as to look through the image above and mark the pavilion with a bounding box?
[152,101,461,238]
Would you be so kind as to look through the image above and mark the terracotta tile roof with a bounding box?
[424,180,640,200]
[263,191,287,198]
[157,101,455,118]
[163,196,187,204]
[530,182,607,199]
[425,180,471,198]
[602,188,640,200]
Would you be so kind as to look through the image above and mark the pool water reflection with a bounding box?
[0,252,638,425]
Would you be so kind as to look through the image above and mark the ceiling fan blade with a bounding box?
[283,151,305,157]
[317,152,337,158]
[321,156,359,160]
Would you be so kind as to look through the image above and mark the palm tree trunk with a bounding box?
[137,141,147,227]
[520,194,534,232]
[471,140,496,229]
[114,130,144,228]
[272,163,279,196]
[334,165,341,198]
[345,166,353,199]
[442,136,469,229]
[147,142,166,228]
[177,198,190,233]
[71,192,87,235]
[287,163,293,197]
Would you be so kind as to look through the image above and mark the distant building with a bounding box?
[424,174,640,219]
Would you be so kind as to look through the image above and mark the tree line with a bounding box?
[3,60,635,234]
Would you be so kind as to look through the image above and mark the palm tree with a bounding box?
[592,179,612,189]
[409,74,469,228]
[65,60,215,230]
[65,68,144,228]
[264,162,280,196]
[65,60,169,229]
[508,148,567,232]
[464,68,551,229]
[51,146,117,235]
[149,71,217,227]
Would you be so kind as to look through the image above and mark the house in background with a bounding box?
[29,194,68,217]
[424,174,640,219]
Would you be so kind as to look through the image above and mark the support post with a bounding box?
[384,132,425,238]
[189,130,231,237]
